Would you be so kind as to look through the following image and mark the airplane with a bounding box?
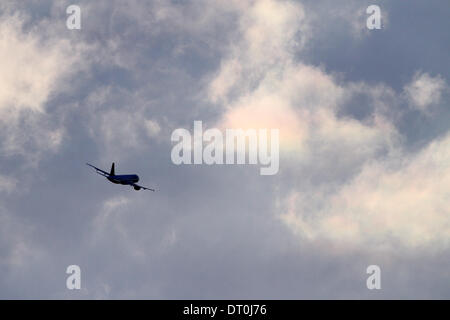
[86,162,155,191]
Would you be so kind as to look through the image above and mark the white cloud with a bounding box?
[0,15,78,114]
[404,72,447,112]
[206,0,450,251]
[207,0,307,103]
[281,131,450,250]
[208,0,398,165]
[0,13,88,164]
[144,119,161,137]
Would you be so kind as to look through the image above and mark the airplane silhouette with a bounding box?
[86,162,155,191]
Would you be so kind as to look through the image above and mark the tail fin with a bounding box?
[110,162,115,176]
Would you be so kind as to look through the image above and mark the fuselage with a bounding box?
[107,174,139,185]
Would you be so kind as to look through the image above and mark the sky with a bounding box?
[0,0,449,299]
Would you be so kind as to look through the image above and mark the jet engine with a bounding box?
[134,186,141,191]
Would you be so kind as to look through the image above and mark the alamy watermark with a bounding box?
[366,265,381,290]
[366,5,382,30]
[66,5,81,30]
[66,265,81,290]
[171,121,279,175]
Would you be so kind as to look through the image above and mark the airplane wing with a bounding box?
[132,183,155,192]
[86,163,110,177]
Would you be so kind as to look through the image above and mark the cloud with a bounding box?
[206,0,450,253]
[0,207,45,270]
[208,0,307,104]
[0,12,88,164]
[92,196,131,240]
[281,130,450,250]
[208,0,398,169]
[144,119,161,137]
[404,72,447,112]
[0,0,449,299]
[0,175,17,194]
[0,15,80,114]
[86,93,162,162]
